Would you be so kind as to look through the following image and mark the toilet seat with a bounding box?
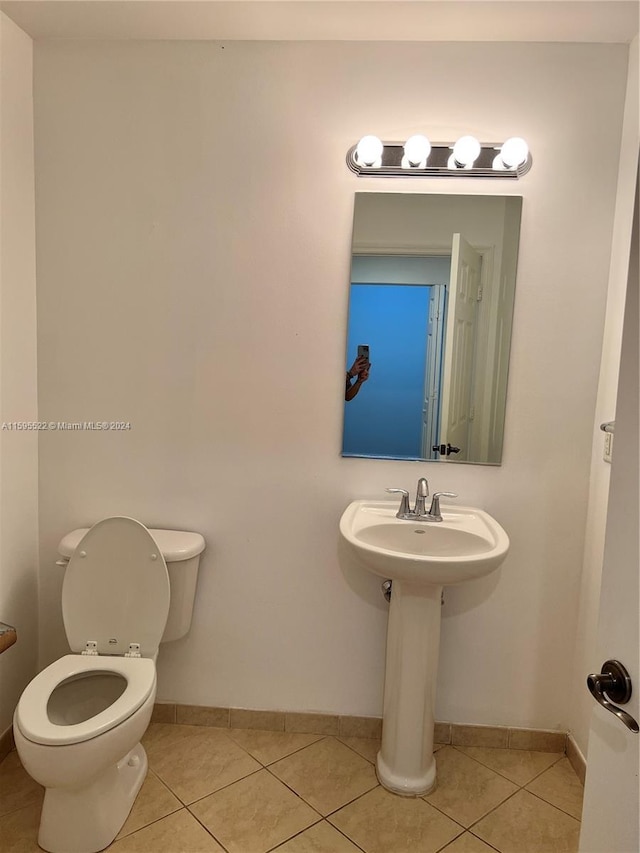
[63,516,170,658]
[16,654,156,746]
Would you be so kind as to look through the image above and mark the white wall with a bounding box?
[33,40,628,729]
[569,37,639,758]
[0,13,39,736]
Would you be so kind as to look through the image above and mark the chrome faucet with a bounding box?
[414,478,429,517]
[386,480,457,522]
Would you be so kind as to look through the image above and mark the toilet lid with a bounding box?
[15,654,156,745]
[62,517,170,657]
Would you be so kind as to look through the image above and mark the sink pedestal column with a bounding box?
[376,579,442,796]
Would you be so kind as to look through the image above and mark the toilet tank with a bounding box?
[57,524,206,643]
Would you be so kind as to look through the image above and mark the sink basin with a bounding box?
[340,500,509,585]
[339,498,509,797]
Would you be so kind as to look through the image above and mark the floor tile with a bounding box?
[273,820,363,852]
[440,832,497,853]
[424,746,518,827]
[190,768,320,853]
[226,728,323,765]
[456,746,562,786]
[107,808,225,852]
[0,751,44,817]
[0,803,42,852]
[116,770,181,838]
[142,723,208,763]
[472,789,580,853]
[269,737,378,816]
[338,736,380,764]
[148,726,261,803]
[525,757,584,819]
[329,785,463,853]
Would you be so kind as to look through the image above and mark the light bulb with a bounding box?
[355,135,383,167]
[498,137,529,169]
[451,135,481,168]
[403,134,431,168]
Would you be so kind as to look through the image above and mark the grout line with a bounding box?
[524,787,582,823]
[262,764,326,815]
[432,827,467,853]
[335,735,379,765]
[322,780,381,820]
[460,754,581,835]
[263,818,331,853]
[521,751,565,785]
[179,766,265,808]
[221,727,329,768]
[261,735,328,767]
[329,821,369,853]
[449,744,515,780]
[466,828,504,853]
[264,758,379,820]
[449,744,564,788]
[113,805,187,844]
[464,786,524,830]
[417,793,468,831]
[186,806,233,853]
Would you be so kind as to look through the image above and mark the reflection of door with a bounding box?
[422,285,446,459]
[579,186,638,852]
[439,234,481,461]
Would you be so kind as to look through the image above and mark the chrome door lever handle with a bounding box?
[587,660,639,733]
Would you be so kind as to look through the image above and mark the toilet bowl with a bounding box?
[13,516,205,853]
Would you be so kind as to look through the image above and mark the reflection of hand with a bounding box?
[348,355,369,378]
[359,365,370,382]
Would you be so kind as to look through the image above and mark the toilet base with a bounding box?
[38,743,148,853]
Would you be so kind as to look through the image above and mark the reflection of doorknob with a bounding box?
[587,660,639,733]
[432,443,461,456]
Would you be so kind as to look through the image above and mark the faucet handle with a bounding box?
[428,492,458,521]
[386,488,411,518]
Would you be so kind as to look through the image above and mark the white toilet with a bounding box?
[13,516,205,853]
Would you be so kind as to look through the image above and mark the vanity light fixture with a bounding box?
[448,135,481,169]
[347,134,532,178]
[355,135,384,167]
[492,137,530,171]
[403,134,432,168]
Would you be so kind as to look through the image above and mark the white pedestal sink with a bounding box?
[339,500,509,796]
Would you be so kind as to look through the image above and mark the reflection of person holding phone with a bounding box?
[345,354,371,401]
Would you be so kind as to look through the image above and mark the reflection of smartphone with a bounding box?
[357,344,370,364]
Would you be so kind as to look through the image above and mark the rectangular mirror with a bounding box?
[342,193,522,465]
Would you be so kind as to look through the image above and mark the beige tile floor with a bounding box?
[0,724,584,853]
